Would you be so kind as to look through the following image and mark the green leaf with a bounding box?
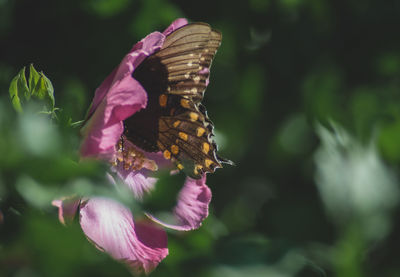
[28,63,41,95]
[8,67,29,112]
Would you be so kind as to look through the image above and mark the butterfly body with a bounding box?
[124,23,231,179]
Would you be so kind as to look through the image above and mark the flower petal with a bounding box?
[146,175,211,231]
[116,32,165,82]
[79,197,168,275]
[81,31,166,158]
[116,169,158,200]
[87,32,165,117]
[80,76,147,157]
[87,67,118,118]
[52,196,81,225]
[163,18,188,36]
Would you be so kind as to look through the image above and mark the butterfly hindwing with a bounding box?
[156,94,223,178]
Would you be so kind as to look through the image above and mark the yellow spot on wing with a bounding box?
[196,127,205,137]
[173,120,181,128]
[180,99,191,109]
[177,163,184,170]
[189,112,199,122]
[205,158,214,168]
[194,164,203,175]
[202,142,210,154]
[171,145,179,155]
[179,132,188,141]
[163,150,171,159]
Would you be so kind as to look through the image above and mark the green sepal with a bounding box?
[8,65,55,113]
[28,64,41,96]
[30,65,55,112]
[41,72,55,108]
[9,67,29,112]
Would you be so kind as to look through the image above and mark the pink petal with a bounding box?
[117,32,165,81]
[87,32,165,117]
[80,77,147,157]
[146,175,211,231]
[163,18,188,36]
[81,31,166,158]
[87,67,118,118]
[52,196,81,225]
[79,197,168,275]
[116,169,158,200]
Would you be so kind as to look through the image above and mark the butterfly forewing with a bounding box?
[154,24,221,103]
[125,23,229,179]
[160,23,216,48]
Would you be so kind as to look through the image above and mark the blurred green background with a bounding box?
[2,0,400,276]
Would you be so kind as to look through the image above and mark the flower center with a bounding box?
[114,137,158,172]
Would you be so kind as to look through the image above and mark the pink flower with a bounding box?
[53,18,212,274]
[52,196,169,275]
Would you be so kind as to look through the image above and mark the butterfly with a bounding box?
[123,22,232,179]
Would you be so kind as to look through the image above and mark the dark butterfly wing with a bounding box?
[157,95,224,177]
[125,23,231,179]
[149,22,221,103]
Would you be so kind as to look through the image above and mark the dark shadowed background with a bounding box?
[2,0,400,276]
